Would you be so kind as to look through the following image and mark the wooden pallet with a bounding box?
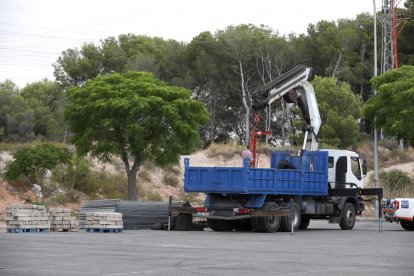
[50,228,79,232]
[7,228,49,233]
[85,228,123,233]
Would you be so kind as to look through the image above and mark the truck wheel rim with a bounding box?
[346,209,354,224]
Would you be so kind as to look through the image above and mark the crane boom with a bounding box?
[252,65,321,151]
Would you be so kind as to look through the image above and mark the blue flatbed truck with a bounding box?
[181,65,383,232]
[183,150,383,232]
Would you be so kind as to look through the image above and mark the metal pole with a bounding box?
[168,195,172,231]
[290,198,294,235]
[378,195,383,232]
[373,0,380,219]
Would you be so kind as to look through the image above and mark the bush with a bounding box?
[50,194,68,205]
[86,172,128,200]
[137,184,163,201]
[163,171,179,187]
[4,143,70,185]
[52,155,91,190]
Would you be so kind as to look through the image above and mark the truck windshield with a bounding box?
[351,157,361,180]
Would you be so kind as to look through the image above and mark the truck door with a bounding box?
[349,156,362,188]
[335,156,347,188]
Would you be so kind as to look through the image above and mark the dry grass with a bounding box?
[358,140,414,171]
[206,143,241,159]
[206,143,295,159]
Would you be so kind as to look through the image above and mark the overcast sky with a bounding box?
[1,0,380,88]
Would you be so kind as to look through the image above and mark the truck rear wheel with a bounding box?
[400,220,414,231]
[280,202,301,232]
[252,202,281,233]
[339,202,356,230]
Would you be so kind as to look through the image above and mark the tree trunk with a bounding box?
[121,152,141,200]
[239,59,250,144]
[127,169,138,200]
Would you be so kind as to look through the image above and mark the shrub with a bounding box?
[51,194,68,205]
[137,184,163,201]
[4,143,70,186]
[163,171,179,187]
[52,155,91,190]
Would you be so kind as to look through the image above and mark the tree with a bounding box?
[363,66,414,145]
[4,144,70,188]
[0,80,19,140]
[292,76,362,148]
[64,72,209,200]
[21,79,67,141]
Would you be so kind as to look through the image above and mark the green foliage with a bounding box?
[292,76,362,148]
[65,71,209,200]
[0,79,66,142]
[4,144,70,185]
[363,66,414,145]
[87,172,128,200]
[52,155,92,190]
[378,169,414,198]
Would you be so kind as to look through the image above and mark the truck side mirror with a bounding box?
[362,159,367,175]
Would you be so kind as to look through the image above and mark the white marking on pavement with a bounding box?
[103,262,243,275]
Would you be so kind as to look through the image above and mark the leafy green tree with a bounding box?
[4,144,70,187]
[0,80,19,140]
[363,66,414,145]
[398,0,414,66]
[293,76,362,148]
[3,95,35,142]
[21,80,67,140]
[64,72,209,200]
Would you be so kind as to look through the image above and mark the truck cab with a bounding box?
[320,149,367,189]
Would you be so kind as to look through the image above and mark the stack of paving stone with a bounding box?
[49,208,78,232]
[79,199,120,229]
[84,212,123,232]
[5,205,50,233]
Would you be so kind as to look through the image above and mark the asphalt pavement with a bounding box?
[0,221,413,276]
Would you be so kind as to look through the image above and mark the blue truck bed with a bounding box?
[184,151,329,196]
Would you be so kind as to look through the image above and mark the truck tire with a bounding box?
[400,220,414,231]
[252,202,281,233]
[299,216,311,230]
[280,202,301,232]
[251,217,264,232]
[339,202,356,230]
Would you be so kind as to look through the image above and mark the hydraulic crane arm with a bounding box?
[252,65,321,151]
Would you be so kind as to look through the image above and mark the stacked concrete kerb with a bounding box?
[49,208,79,232]
[85,212,123,233]
[6,205,50,233]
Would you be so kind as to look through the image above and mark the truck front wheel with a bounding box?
[339,202,356,230]
[400,220,414,231]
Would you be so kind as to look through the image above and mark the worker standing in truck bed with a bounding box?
[242,145,254,167]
